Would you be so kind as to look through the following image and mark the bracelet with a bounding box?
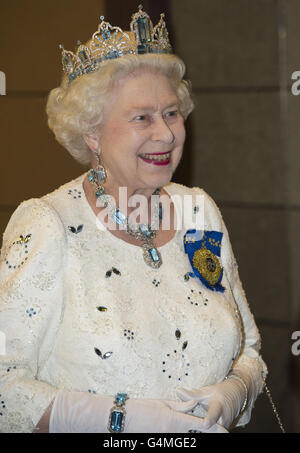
[108,393,129,433]
[225,373,248,414]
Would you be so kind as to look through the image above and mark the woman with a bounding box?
[0,7,266,433]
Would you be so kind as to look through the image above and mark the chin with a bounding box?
[150,170,174,189]
[139,159,179,189]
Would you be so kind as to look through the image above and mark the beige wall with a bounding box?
[0,0,106,238]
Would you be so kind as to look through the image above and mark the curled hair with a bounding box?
[46,54,194,165]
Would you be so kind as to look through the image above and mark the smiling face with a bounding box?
[89,70,186,196]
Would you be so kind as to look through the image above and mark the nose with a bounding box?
[151,115,175,145]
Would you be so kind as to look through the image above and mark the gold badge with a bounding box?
[192,248,222,287]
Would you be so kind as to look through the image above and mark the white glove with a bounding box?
[177,373,248,430]
[49,389,228,433]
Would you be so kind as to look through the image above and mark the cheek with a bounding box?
[175,120,186,146]
[107,123,127,144]
[103,123,144,153]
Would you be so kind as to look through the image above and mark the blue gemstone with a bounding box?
[159,203,163,221]
[137,43,148,54]
[115,393,127,404]
[110,410,123,432]
[95,188,105,197]
[88,170,95,182]
[139,224,152,237]
[113,209,127,225]
[96,168,106,183]
[78,50,88,63]
[102,30,111,40]
[105,50,118,60]
[148,247,159,262]
[137,17,151,43]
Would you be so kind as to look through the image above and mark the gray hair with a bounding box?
[46,53,194,166]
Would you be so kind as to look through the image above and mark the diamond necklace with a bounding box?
[88,168,163,268]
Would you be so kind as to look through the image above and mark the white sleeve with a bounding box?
[202,191,268,427]
[0,198,66,432]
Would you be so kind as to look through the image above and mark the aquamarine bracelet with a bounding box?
[108,393,128,433]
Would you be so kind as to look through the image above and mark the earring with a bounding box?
[94,149,107,185]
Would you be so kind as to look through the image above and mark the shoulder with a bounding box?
[0,197,67,287]
[2,198,64,246]
[165,181,219,208]
[0,198,67,278]
[41,172,86,219]
[167,183,238,277]
[3,173,86,244]
[1,173,86,250]
[0,178,86,284]
[165,181,225,230]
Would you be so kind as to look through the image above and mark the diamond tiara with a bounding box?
[59,5,172,84]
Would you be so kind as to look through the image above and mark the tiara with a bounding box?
[59,5,172,84]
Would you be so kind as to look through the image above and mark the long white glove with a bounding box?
[177,372,249,430]
[49,389,228,433]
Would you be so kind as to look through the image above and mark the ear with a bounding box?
[83,134,100,152]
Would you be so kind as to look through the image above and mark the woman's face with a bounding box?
[94,71,186,195]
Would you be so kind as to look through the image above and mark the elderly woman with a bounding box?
[0,7,266,433]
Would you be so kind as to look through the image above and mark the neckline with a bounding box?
[79,173,181,252]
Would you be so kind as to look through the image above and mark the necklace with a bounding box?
[88,168,163,269]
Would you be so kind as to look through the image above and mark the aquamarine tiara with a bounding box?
[59,5,172,84]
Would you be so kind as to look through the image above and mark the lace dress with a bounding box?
[0,173,267,432]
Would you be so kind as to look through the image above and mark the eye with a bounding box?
[164,110,179,119]
[134,114,150,122]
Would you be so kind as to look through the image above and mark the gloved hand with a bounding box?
[49,389,228,433]
[177,373,248,430]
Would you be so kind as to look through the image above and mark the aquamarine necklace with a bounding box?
[88,168,163,268]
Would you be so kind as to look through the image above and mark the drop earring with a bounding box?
[94,150,107,185]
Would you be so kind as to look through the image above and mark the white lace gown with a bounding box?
[0,173,267,432]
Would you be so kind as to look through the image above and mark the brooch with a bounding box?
[184,229,225,292]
